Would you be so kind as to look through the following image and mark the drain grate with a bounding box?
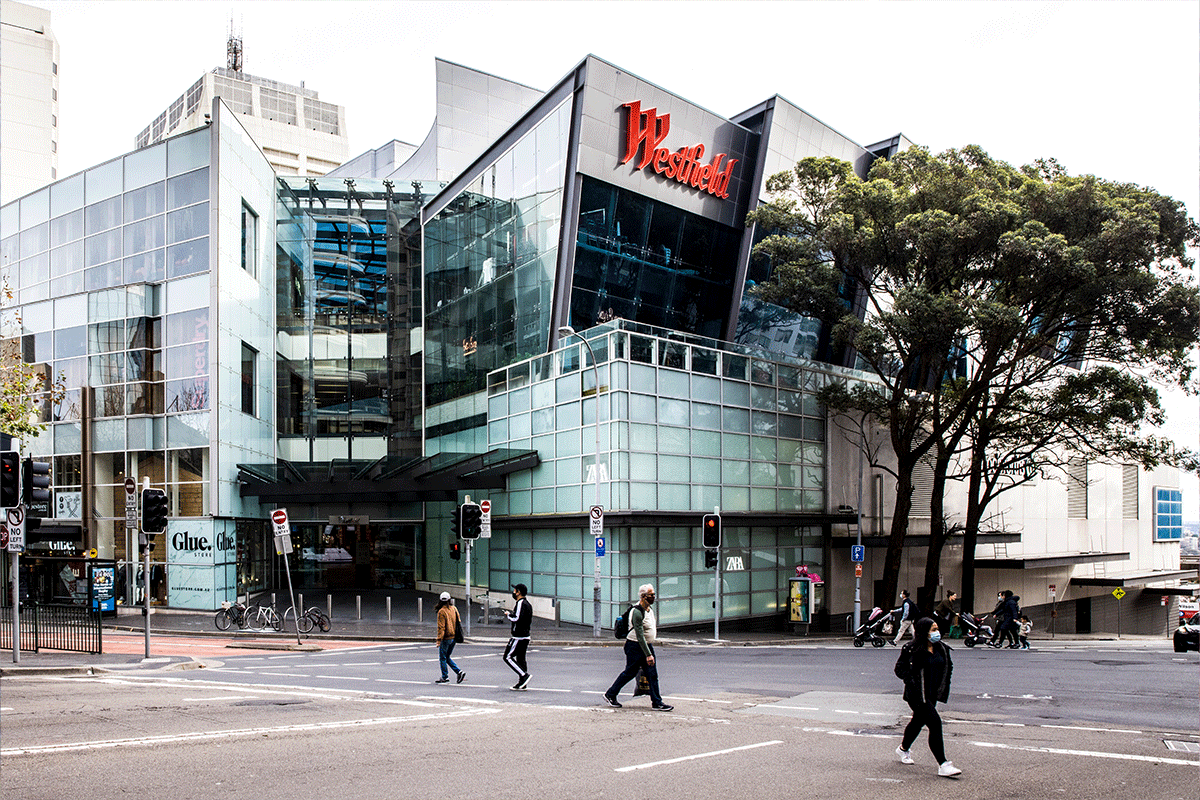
[1164,740,1199,753]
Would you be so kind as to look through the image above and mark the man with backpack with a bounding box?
[603,583,673,711]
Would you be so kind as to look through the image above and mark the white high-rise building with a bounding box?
[134,33,348,177]
[1,0,59,205]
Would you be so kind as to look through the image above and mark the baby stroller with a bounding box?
[853,607,896,647]
[958,611,995,648]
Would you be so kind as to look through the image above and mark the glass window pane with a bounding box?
[85,195,122,235]
[51,209,83,246]
[167,168,209,209]
[50,172,84,217]
[167,238,208,278]
[124,182,165,223]
[167,202,208,244]
[124,249,166,283]
[85,159,123,203]
[124,144,167,189]
[124,216,166,255]
[167,132,210,176]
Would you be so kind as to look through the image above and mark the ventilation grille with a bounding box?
[1067,458,1088,519]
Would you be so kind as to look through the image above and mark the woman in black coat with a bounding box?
[895,617,961,778]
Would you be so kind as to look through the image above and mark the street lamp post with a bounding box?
[559,326,603,638]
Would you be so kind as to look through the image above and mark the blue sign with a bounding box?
[595,537,606,557]
[851,545,865,563]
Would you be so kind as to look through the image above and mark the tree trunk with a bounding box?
[921,455,952,614]
[881,464,916,610]
[960,443,987,615]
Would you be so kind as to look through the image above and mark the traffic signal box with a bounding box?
[0,451,20,508]
[23,458,51,512]
[461,502,482,540]
[450,540,462,560]
[702,513,721,570]
[451,504,462,539]
[141,488,168,534]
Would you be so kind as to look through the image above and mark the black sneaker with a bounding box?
[434,677,450,684]
[602,694,622,708]
[456,671,466,684]
[515,674,530,690]
[652,704,674,712]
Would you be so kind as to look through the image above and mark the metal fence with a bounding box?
[0,604,103,654]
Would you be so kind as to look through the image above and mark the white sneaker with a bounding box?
[938,761,962,778]
[896,745,914,765]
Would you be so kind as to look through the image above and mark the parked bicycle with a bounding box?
[214,601,250,631]
[284,605,332,634]
[244,601,283,632]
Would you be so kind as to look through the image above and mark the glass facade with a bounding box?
[423,98,573,440]
[275,177,425,461]
[570,176,741,339]
[485,323,828,518]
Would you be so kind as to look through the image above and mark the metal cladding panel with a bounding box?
[573,59,755,230]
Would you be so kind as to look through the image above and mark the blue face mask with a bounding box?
[929,631,942,643]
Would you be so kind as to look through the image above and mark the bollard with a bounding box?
[482,594,489,625]
[298,593,304,614]
[271,592,276,606]
[327,594,332,620]
[387,596,392,621]
[356,595,361,620]
[418,597,423,624]
[555,598,562,628]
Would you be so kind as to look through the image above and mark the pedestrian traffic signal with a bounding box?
[450,540,461,560]
[702,513,721,549]
[23,457,51,511]
[705,549,718,569]
[141,488,168,533]
[0,450,20,508]
[461,502,482,540]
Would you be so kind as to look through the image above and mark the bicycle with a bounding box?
[284,605,332,634]
[214,601,250,631]
[244,601,283,632]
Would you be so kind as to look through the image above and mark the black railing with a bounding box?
[0,604,103,654]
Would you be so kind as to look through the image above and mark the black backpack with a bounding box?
[894,643,914,681]
[614,604,637,639]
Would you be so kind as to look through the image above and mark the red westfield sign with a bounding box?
[620,101,737,199]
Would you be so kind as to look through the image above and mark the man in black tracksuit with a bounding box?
[504,583,533,690]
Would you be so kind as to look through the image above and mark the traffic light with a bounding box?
[23,457,51,513]
[461,502,482,540]
[705,549,718,569]
[702,513,721,549]
[451,503,463,538]
[141,488,168,533]
[0,451,20,508]
[450,540,461,560]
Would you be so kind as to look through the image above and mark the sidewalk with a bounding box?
[2,588,1178,676]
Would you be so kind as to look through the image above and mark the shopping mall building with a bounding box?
[1,56,1190,633]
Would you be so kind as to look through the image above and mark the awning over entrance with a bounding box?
[237,449,540,504]
[1071,569,1197,588]
[974,551,1131,570]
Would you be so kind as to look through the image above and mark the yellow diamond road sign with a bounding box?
[1112,588,1126,600]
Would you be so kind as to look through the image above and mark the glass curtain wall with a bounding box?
[275,177,424,461]
[570,176,740,339]
[423,98,573,454]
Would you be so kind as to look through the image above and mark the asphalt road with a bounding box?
[3,637,1197,799]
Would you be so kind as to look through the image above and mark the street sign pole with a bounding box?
[6,505,25,663]
[590,504,603,638]
[271,509,301,645]
[464,496,472,638]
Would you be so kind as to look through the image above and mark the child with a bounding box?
[1018,614,1033,649]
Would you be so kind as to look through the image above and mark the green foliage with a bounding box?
[751,145,1200,607]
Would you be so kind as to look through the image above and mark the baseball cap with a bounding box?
[512,583,528,595]
[439,591,451,601]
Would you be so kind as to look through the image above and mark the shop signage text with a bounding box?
[620,101,738,199]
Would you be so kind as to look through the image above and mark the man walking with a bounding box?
[891,589,916,645]
[603,584,673,711]
[503,583,532,690]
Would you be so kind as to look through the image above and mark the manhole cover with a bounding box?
[233,699,310,707]
[1164,740,1199,753]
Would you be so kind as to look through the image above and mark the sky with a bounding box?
[29,0,1200,519]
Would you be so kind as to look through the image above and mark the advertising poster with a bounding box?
[166,520,236,610]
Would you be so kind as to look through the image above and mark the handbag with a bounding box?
[453,609,465,643]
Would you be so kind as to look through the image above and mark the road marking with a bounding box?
[338,661,383,666]
[616,740,784,772]
[310,675,370,681]
[1,708,499,756]
[971,740,1198,766]
[64,676,445,707]
[252,672,310,678]
[182,696,258,702]
[665,696,732,704]
[1039,724,1141,734]
[385,660,425,664]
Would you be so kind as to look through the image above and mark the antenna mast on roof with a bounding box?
[227,16,243,73]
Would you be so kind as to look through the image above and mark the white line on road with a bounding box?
[338,662,383,666]
[310,675,370,681]
[616,740,784,772]
[1,708,499,757]
[971,740,1198,767]
[252,672,310,678]
[664,696,732,704]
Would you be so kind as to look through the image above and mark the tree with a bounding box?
[748,146,1199,610]
[0,289,63,441]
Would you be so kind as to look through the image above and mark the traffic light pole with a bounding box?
[141,477,151,659]
[10,549,19,664]
[713,506,721,642]
[464,496,472,637]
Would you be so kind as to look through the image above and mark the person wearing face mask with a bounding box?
[894,617,961,778]
[503,583,533,690]
[603,583,673,711]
